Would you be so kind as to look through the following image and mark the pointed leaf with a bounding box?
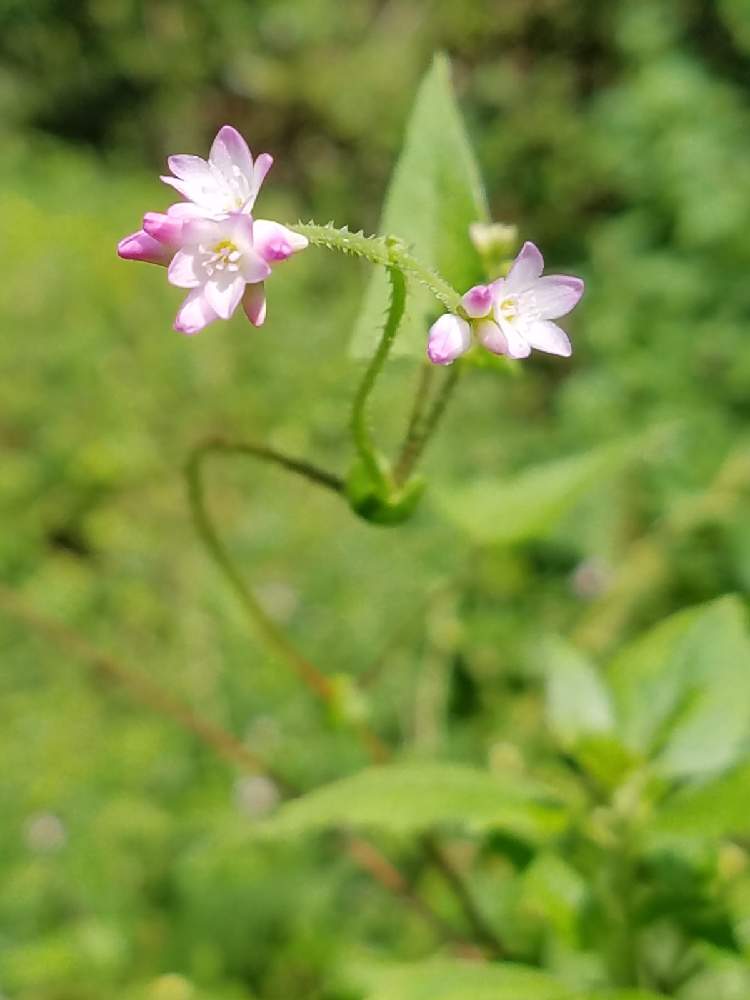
[351,52,488,359]
[258,762,566,842]
[543,638,615,748]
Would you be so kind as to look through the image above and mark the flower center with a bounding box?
[204,239,242,276]
[497,295,520,322]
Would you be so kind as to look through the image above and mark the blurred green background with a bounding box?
[4,1,750,998]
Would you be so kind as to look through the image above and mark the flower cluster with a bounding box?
[118,126,307,334]
[427,241,584,365]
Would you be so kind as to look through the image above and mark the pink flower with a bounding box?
[161,125,274,217]
[117,125,308,333]
[427,241,584,364]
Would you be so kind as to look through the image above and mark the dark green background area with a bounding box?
[3,1,750,998]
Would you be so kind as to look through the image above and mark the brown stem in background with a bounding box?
[0,584,478,955]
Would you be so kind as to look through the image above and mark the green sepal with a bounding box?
[345,456,426,525]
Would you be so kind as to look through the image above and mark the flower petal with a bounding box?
[143,212,183,248]
[505,241,544,292]
[497,320,531,359]
[162,155,228,214]
[476,319,508,356]
[117,230,171,266]
[174,288,218,335]
[252,153,274,193]
[427,314,471,365]
[168,249,201,288]
[242,283,267,327]
[167,201,210,219]
[209,125,254,182]
[525,320,572,357]
[204,274,246,319]
[239,248,272,283]
[462,284,493,319]
[532,275,584,319]
[253,220,308,263]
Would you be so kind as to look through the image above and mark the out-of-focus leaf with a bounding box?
[259,762,566,841]
[351,52,488,359]
[520,852,587,944]
[352,959,574,1000]
[543,638,615,748]
[651,762,750,839]
[583,992,668,999]
[432,442,632,546]
[608,596,750,777]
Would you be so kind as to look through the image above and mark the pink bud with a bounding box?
[427,314,472,365]
[462,284,493,318]
[143,212,183,249]
[117,230,172,266]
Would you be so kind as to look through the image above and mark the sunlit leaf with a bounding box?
[351,52,488,359]
[651,761,750,839]
[543,638,615,748]
[259,762,566,841]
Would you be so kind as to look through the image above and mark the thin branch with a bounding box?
[421,833,505,958]
[185,438,390,763]
[0,585,480,955]
[394,363,435,486]
[395,364,461,485]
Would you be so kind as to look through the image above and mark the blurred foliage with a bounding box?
[3,0,750,998]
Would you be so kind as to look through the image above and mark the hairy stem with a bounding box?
[350,266,406,488]
[291,223,462,314]
[185,437,390,762]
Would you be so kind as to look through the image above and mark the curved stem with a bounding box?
[350,266,406,488]
[185,437,390,762]
[291,222,462,314]
[395,363,462,484]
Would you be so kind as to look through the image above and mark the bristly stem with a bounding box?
[350,265,406,489]
[185,437,390,762]
[291,222,463,314]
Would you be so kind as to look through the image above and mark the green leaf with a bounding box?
[258,762,566,841]
[520,852,587,944]
[432,442,632,546]
[583,992,668,999]
[543,638,615,748]
[351,52,488,359]
[353,959,574,1000]
[608,596,750,777]
[651,761,750,839]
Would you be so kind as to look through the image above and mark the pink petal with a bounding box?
[532,275,584,319]
[239,248,272,283]
[242,283,267,327]
[167,201,209,219]
[174,289,218,335]
[427,314,471,365]
[253,153,274,192]
[117,230,171,266]
[166,154,213,182]
[143,212,183,248]
[505,241,544,292]
[253,220,308,263]
[204,274,246,319]
[462,284,493,319]
[168,249,201,288]
[476,319,509,357]
[209,125,254,181]
[525,320,572,357]
[493,320,531,359]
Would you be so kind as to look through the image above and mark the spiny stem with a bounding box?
[291,222,462,313]
[185,437,390,762]
[350,266,406,489]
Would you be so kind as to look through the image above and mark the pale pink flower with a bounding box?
[427,241,584,364]
[117,125,308,333]
[161,124,274,217]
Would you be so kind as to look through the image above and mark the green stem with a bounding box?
[185,437,392,762]
[395,363,461,484]
[394,363,434,484]
[291,222,462,313]
[185,438,341,703]
[350,266,406,489]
